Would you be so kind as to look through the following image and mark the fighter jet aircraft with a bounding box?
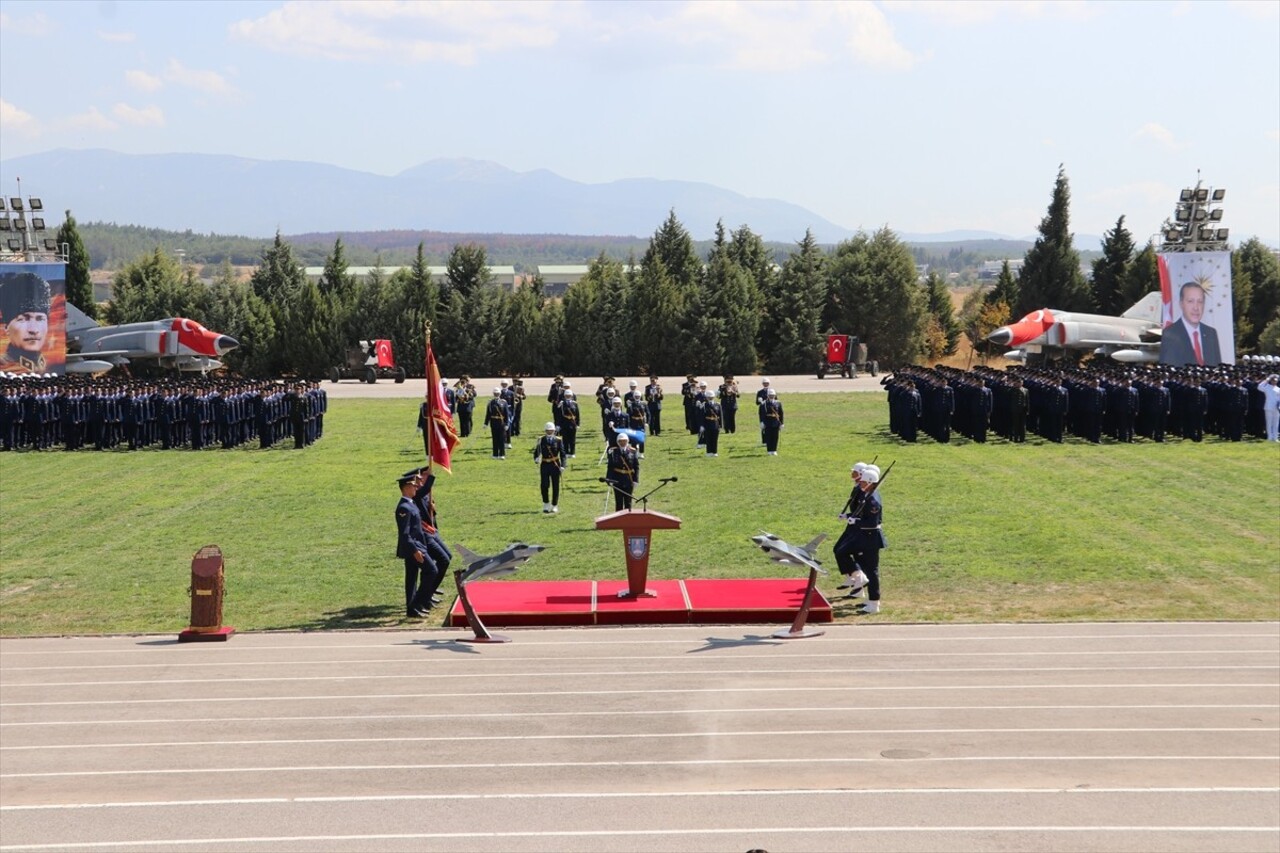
[64,302,239,373]
[453,543,546,585]
[751,532,827,574]
[987,290,1164,364]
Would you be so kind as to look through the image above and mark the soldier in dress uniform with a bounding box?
[644,375,663,436]
[681,374,699,434]
[485,388,508,459]
[395,471,440,619]
[533,421,566,513]
[719,375,740,434]
[557,390,580,457]
[605,432,640,511]
[759,387,784,455]
[699,385,722,457]
[849,464,887,615]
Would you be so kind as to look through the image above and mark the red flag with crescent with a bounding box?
[425,343,460,472]
[1157,254,1174,328]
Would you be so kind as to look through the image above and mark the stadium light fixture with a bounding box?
[8,198,22,211]
[28,198,42,211]
[1194,188,1209,202]
[6,238,21,251]
[1198,226,1217,241]
[43,238,58,251]
[12,216,26,230]
[1164,227,1182,241]
[0,217,9,231]
[1175,208,1191,222]
[1211,188,1225,201]
[0,199,6,212]
[1209,208,1224,221]
[1179,189,1193,201]
[31,217,45,231]
[1216,228,1229,241]
[1193,208,1207,221]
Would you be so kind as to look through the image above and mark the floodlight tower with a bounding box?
[0,178,63,262]
[1158,173,1228,253]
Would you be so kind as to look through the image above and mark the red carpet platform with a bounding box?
[448,578,832,628]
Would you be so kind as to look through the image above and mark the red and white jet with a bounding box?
[65,303,239,374]
[987,291,1164,364]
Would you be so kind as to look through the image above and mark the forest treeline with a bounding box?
[57,169,1280,379]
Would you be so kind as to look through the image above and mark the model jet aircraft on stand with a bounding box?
[64,302,239,374]
[987,291,1164,364]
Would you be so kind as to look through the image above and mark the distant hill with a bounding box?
[0,149,858,244]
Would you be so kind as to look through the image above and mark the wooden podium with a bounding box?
[595,509,682,599]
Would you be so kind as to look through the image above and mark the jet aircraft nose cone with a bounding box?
[215,335,240,354]
[987,327,1013,347]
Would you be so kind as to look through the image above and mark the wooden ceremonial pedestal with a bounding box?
[772,566,824,639]
[594,509,682,598]
[178,545,235,643]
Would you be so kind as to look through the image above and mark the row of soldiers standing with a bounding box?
[1,374,326,452]
[885,362,1275,444]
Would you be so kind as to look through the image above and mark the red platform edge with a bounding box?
[178,626,236,642]
[448,579,831,628]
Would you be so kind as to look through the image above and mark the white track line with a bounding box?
[5,682,1277,707]
[6,663,1277,689]
[4,703,1275,727]
[3,786,1277,811]
[5,726,1274,752]
[5,756,1278,779]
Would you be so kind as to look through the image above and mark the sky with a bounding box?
[1,0,1277,245]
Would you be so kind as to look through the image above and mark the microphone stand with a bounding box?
[632,477,676,511]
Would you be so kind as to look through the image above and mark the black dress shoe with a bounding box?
[406,608,428,619]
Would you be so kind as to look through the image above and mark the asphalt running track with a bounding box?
[1,622,1277,853]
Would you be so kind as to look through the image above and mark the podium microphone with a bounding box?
[659,476,678,484]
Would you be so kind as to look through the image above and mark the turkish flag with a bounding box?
[826,335,849,365]
[425,343,460,472]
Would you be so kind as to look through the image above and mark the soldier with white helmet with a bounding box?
[532,421,566,513]
[605,432,640,511]
[849,463,887,614]
[759,386,784,455]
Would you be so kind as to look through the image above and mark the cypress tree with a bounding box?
[56,210,96,320]
[1016,166,1091,315]
[1090,215,1135,315]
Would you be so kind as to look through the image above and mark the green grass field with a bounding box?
[1,393,1277,636]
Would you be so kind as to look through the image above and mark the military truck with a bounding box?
[817,333,877,379]
[330,339,406,384]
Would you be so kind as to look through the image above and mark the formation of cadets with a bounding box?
[884,359,1279,444]
[1,373,327,452]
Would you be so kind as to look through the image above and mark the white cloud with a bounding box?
[229,0,559,64]
[63,107,117,131]
[97,30,136,43]
[1133,121,1183,150]
[0,10,53,36]
[111,103,165,127]
[227,1,918,72]
[884,0,1099,25]
[0,99,39,136]
[163,59,237,97]
[126,69,163,93]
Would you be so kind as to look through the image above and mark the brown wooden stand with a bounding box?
[453,568,510,643]
[594,509,682,599]
[772,566,825,639]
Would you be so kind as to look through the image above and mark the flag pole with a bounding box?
[424,321,432,471]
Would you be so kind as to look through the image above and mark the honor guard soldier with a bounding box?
[533,421,566,513]
[835,462,870,593]
[849,464,887,614]
[605,432,640,511]
[759,387,784,454]
[756,378,772,445]
[406,467,449,606]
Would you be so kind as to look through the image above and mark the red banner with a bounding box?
[425,342,460,472]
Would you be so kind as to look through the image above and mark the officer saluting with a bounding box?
[395,471,440,619]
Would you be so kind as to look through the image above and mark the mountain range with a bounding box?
[0,148,1091,246]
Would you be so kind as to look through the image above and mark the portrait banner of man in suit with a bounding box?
[1157,251,1234,366]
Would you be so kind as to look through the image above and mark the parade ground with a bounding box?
[2,621,1277,852]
